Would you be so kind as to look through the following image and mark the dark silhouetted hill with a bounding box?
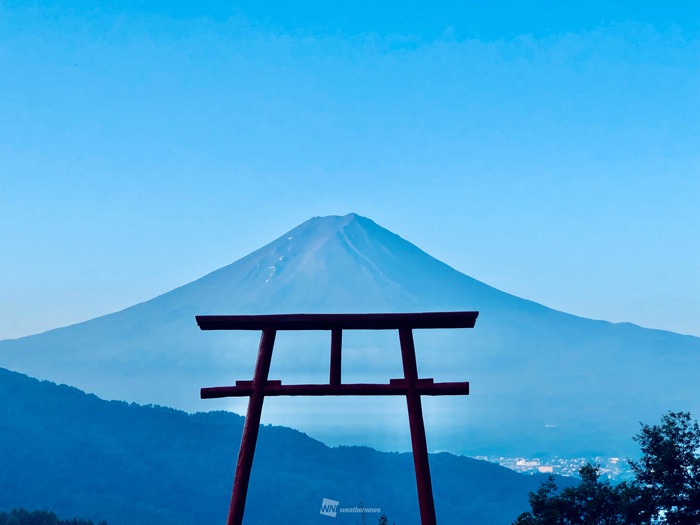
[0,367,568,525]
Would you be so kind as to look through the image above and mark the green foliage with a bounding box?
[514,411,700,525]
[630,411,700,525]
[513,464,649,525]
[0,508,107,525]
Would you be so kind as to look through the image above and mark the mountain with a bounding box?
[0,366,564,525]
[1,213,699,457]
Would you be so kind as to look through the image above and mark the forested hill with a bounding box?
[0,508,106,525]
[0,367,569,525]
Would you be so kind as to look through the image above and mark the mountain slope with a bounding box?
[1,213,698,456]
[0,367,562,525]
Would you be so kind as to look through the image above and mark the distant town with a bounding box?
[477,456,633,480]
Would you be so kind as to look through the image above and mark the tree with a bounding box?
[514,411,700,525]
[0,509,107,525]
[630,411,700,525]
[513,463,648,525]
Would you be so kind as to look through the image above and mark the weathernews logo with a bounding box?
[320,498,381,518]
[320,498,340,517]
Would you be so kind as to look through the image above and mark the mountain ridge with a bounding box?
[0,365,568,525]
[1,213,698,457]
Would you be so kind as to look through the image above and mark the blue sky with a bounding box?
[1,1,699,339]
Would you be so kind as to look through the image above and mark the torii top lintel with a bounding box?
[196,311,479,331]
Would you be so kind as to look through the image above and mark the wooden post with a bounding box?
[227,329,277,525]
[330,329,342,386]
[399,328,437,525]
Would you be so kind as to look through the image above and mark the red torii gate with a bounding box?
[197,311,478,525]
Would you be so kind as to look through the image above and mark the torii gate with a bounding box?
[197,311,478,525]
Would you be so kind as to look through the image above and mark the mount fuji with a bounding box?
[2,213,699,457]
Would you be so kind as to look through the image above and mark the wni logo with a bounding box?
[320,498,340,518]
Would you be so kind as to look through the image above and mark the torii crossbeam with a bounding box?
[197,311,479,525]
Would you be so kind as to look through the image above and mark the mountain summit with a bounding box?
[152,212,521,314]
[1,214,699,457]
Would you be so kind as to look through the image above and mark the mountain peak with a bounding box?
[287,212,375,241]
[314,211,361,223]
[144,211,513,327]
[191,212,435,313]
[136,213,502,314]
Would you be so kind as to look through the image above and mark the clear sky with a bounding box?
[1,1,699,339]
